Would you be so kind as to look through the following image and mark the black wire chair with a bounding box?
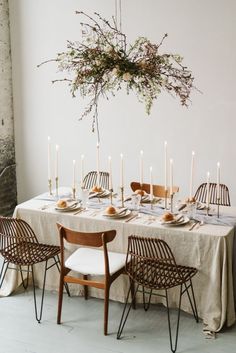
[194,183,230,206]
[0,216,70,323]
[83,171,109,190]
[117,235,199,353]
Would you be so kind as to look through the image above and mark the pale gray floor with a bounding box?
[0,285,236,353]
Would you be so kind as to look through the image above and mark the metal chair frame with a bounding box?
[0,216,70,323]
[117,235,198,353]
[194,182,230,206]
[83,170,110,190]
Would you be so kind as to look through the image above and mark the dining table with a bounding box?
[1,187,236,335]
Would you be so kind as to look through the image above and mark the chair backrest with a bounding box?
[57,223,116,275]
[194,183,230,206]
[130,182,179,198]
[0,216,38,251]
[83,171,110,190]
[125,235,184,290]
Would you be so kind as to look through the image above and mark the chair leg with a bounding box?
[0,260,9,289]
[54,255,70,297]
[117,281,139,339]
[142,286,152,311]
[130,277,136,309]
[166,285,182,353]
[57,266,65,324]
[19,265,30,290]
[104,284,110,335]
[31,261,48,323]
[83,275,88,300]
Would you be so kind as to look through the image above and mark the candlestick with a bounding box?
[55,177,59,198]
[81,154,84,188]
[48,178,52,196]
[164,141,167,191]
[120,186,124,208]
[140,150,144,186]
[120,153,124,188]
[96,143,100,188]
[206,171,210,214]
[190,151,195,199]
[169,158,173,196]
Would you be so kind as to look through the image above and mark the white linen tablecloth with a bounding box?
[1,196,235,333]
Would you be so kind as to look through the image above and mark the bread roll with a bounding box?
[162,212,174,222]
[105,206,117,215]
[92,185,103,192]
[56,199,67,208]
[135,189,145,196]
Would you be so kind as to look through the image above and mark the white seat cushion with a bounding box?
[65,248,127,276]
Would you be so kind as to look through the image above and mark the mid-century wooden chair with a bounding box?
[57,224,127,335]
[117,235,198,353]
[194,183,230,206]
[83,171,109,190]
[130,181,179,198]
[0,216,69,323]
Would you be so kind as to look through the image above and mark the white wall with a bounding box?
[9,0,236,204]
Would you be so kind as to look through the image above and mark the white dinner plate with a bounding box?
[55,201,80,212]
[89,189,110,198]
[160,215,190,226]
[102,209,131,219]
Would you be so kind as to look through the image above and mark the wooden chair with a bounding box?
[83,171,109,190]
[0,216,69,323]
[130,182,179,198]
[117,235,198,353]
[57,224,127,335]
[194,183,230,206]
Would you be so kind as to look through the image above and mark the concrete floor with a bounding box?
[0,286,236,353]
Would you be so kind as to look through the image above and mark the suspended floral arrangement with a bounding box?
[38,11,196,141]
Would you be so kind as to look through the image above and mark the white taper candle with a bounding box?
[206,172,210,208]
[190,151,195,199]
[164,141,167,191]
[120,153,124,188]
[55,144,59,179]
[140,150,144,186]
[108,156,112,190]
[47,136,51,180]
[217,162,220,200]
[81,155,84,188]
[170,158,173,196]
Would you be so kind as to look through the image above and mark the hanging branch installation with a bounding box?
[38,11,196,139]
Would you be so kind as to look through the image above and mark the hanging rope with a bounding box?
[115,0,122,31]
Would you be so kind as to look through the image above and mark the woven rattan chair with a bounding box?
[57,224,128,335]
[117,236,198,353]
[194,183,230,206]
[83,171,109,190]
[0,216,69,323]
[130,182,179,198]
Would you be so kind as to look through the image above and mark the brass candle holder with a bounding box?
[48,179,52,195]
[164,189,168,210]
[120,186,125,208]
[170,193,174,213]
[55,177,59,199]
[149,193,154,210]
[72,187,76,200]
[109,188,113,205]
[217,198,220,218]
